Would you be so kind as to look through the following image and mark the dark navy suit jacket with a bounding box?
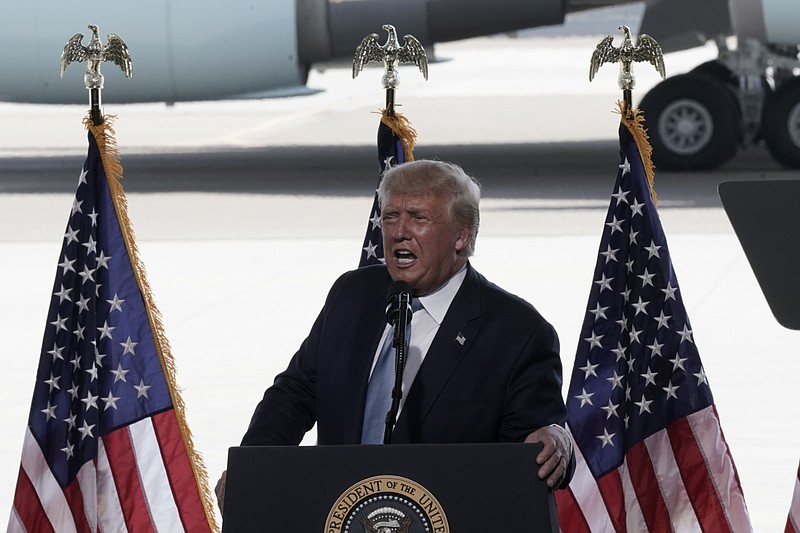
[242,263,570,454]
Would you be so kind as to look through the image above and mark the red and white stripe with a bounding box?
[557,405,752,532]
[787,462,800,533]
[8,411,209,532]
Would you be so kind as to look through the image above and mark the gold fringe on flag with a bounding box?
[380,109,417,162]
[84,115,221,533]
[617,101,658,205]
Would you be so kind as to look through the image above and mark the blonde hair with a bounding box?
[378,160,481,257]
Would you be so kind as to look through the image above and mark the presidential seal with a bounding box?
[325,475,449,533]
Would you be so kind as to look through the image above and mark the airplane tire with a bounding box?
[690,60,737,87]
[639,73,740,170]
[761,77,800,168]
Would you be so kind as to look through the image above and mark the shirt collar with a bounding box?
[416,264,468,325]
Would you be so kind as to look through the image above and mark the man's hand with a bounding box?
[525,425,572,489]
[215,470,227,512]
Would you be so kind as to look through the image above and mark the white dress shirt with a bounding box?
[367,265,468,415]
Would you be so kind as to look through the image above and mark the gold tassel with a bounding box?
[379,109,417,162]
[617,101,658,206]
[85,115,221,533]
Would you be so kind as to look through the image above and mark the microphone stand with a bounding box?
[383,292,410,444]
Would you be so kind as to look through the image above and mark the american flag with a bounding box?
[555,113,752,532]
[8,123,216,532]
[788,461,800,532]
[359,111,415,267]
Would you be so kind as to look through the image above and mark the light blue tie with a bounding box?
[361,300,422,444]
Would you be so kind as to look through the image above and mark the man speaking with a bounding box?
[219,160,573,505]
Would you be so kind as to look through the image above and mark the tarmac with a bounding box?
[1,33,798,530]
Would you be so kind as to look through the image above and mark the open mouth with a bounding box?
[394,249,417,265]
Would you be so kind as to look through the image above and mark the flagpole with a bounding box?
[386,87,396,117]
[90,88,104,126]
[623,88,632,118]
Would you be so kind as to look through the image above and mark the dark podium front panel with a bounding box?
[223,443,558,532]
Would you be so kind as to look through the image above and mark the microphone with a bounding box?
[385,281,413,327]
[382,280,412,444]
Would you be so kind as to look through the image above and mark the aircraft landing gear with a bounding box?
[639,73,741,171]
[761,77,800,168]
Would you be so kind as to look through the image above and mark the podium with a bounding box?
[718,179,800,330]
[222,443,558,532]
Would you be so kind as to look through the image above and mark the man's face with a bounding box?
[381,191,471,296]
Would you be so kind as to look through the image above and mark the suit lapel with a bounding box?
[328,268,390,443]
[393,264,482,441]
